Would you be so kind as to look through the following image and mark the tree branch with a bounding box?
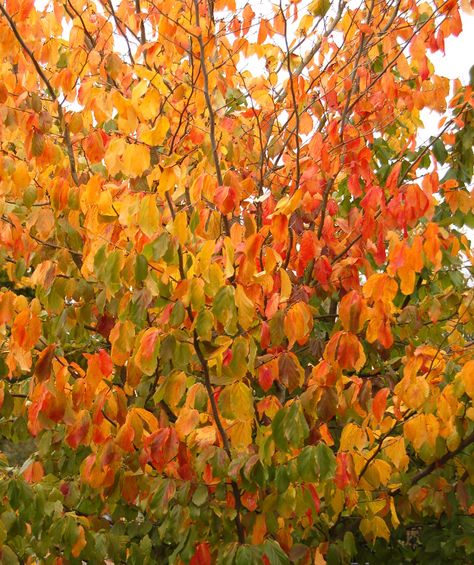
[192,0,230,237]
[392,430,474,493]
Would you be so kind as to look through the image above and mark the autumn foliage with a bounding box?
[1,0,474,562]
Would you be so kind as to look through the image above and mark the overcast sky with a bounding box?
[430,11,473,83]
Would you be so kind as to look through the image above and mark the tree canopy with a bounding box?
[0,0,474,562]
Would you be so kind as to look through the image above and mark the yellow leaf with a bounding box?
[220,381,254,420]
[140,89,162,120]
[162,371,187,409]
[105,137,126,176]
[12,161,30,189]
[131,79,148,103]
[139,194,160,237]
[235,284,255,330]
[227,419,253,448]
[123,144,150,177]
[203,336,233,360]
[383,436,409,470]
[398,266,416,295]
[395,375,429,409]
[280,268,292,302]
[371,459,392,487]
[196,240,215,275]
[172,210,188,245]
[132,407,159,433]
[191,425,217,449]
[340,423,367,452]
[272,189,302,216]
[458,360,474,398]
[390,497,400,528]
[140,115,170,145]
[404,414,439,451]
[97,189,117,218]
[360,516,390,543]
[157,167,177,197]
[109,320,135,365]
[223,237,235,278]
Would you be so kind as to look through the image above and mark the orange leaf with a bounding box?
[66,410,91,449]
[325,331,366,371]
[145,428,179,471]
[135,328,160,376]
[71,526,87,558]
[251,513,267,545]
[284,302,313,348]
[214,185,239,214]
[339,291,368,333]
[23,461,44,484]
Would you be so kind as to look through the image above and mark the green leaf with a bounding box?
[432,138,448,164]
[285,403,309,449]
[192,484,208,507]
[212,286,237,335]
[217,543,239,565]
[143,232,170,261]
[261,539,290,564]
[272,403,309,453]
[57,52,68,68]
[195,309,214,341]
[275,466,290,494]
[343,531,357,558]
[0,545,20,565]
[297,446,319,482]
[103,251,122,294]
[315,443,336,481]
[271,408,289,452]
[170,301,185,327]
[135,254,148,283]
[236,545,262,565]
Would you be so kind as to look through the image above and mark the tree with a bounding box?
[0,0,473,561]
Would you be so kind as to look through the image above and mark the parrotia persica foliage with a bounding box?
[0,0,474,562]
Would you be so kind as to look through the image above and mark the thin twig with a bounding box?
[192,0,230,236]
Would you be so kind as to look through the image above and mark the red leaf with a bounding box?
[241,491,258,511]
[261,321,270,350]
[190,542,212,565]
[145,428,179,471]
[259,365,274,392]
[335,452,351,489]
[98,349,113,376]
[96,313,115,338]
[305,483,321,514]
[214,185,238,214]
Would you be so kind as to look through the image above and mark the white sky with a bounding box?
[430,11,473,83]
[421,11,474,138]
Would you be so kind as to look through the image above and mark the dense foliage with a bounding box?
[1,0,474,562]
